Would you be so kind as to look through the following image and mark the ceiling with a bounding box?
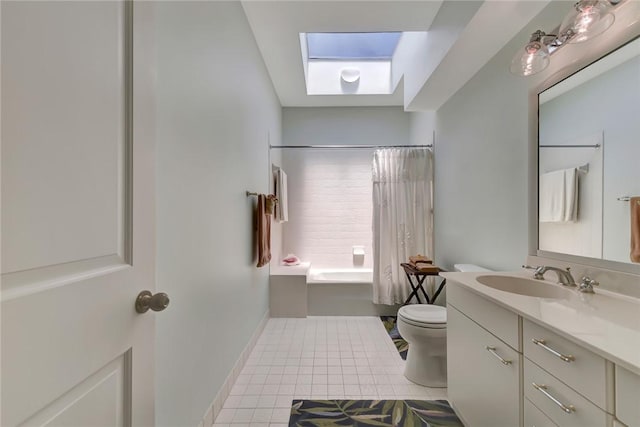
[241,0,552,110]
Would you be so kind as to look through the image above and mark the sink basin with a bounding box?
[476,275,573,299]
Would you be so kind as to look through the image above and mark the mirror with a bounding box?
[538,37,640,266]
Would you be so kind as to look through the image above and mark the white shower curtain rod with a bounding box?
[269,144,432,149]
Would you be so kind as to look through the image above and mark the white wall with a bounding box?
[397,2,481,109]
[155,3,281,426]
[307,60,392,95]
[432,3,574,271]
[433,31,534,270]
[432,1,640,272]
[280,107,410,269]
[409,112,436,147]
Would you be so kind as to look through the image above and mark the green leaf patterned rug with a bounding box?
[380,316,408,360]
[289,399,463,427]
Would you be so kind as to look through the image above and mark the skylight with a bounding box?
[307,32,402,60]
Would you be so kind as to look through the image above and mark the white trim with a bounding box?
[1,255,129,302]
[198,310,270,427]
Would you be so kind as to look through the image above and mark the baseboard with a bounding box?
[449,400,469,427]
[197,309,270,427]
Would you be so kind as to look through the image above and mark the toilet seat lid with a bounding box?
[398,304,446,326]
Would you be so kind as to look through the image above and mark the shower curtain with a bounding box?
[372,148,434,305]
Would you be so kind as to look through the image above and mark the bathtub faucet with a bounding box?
[522,265,576,287]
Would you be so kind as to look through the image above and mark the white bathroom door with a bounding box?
[1,2,158,426]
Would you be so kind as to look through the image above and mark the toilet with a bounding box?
[397,263,491,387]
[397,304,447,387]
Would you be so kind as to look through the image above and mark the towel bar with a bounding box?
[246,191,278,202]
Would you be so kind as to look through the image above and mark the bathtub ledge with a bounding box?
[270,262,311,276]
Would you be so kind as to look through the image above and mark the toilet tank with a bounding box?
[453,264,491,272]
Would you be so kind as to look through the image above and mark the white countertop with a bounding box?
[441,270,640,376]
[269,262,311,276]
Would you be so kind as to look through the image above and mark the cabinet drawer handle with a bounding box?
[532,383,575,414]
[485,346,512,365]
[532,339,575,362]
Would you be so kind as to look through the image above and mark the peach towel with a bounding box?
[409,254,432,265]
[631,197,640,263]
[415,264,440,273]
[256,194,272,268]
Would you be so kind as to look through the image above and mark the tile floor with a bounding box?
[213,316,448,427]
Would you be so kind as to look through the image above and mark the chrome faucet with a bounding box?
[578,276,599,293]
[522,265,576,286]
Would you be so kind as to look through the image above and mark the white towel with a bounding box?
[274,167,288,223]
[539,168,578,223]
[564,168,578,222]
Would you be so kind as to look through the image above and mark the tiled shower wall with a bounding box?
[278,107,412,269]
[282,149,374,269]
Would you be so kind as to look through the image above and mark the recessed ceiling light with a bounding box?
[340,68,360,83]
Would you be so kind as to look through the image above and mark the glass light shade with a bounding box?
[560,0,615,43]
[510,40,550,76]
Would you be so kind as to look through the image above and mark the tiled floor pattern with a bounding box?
[213,316,447,427]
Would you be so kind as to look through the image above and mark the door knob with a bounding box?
[135,290,170,313]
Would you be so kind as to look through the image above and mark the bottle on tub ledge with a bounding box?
[353,245,365,266]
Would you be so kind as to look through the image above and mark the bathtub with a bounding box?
[306,268,398,316]
[307,268,372,284]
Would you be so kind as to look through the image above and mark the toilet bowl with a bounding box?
[397,263,491,387]
[397,304,447,387]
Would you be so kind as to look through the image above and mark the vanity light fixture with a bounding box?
[560,0,615,43]
[511,0,616,76]
[510,30,554,77]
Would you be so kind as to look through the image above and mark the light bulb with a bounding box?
[510,40,550,76]
[560,0,615,43]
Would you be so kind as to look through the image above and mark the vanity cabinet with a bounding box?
[616,366,640,427]
[447,279,636,427]
[524,398,558,427]
[522,317,614,427]
[523,319,609,409]
[447,285,521,427]
[524,358,611,427]
[447,282,519,349]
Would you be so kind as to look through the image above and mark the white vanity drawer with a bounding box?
[525,359,610,427]
[525,398,559,427]
[523,319,608,410]
[447,305,520,427]
[447,281,519,350]
[616,365,640,427]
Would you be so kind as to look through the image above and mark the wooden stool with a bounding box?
[400,262,446,305]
